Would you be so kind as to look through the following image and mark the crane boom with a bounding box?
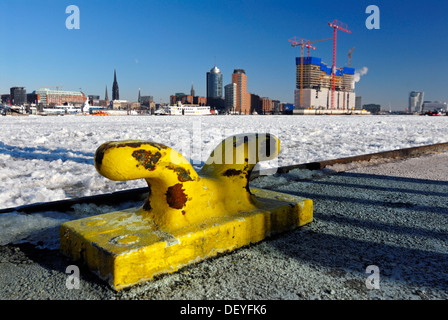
[348,47,355,67]
[311,37,333,44]
[39,86,64,91]
[289,37,315,107]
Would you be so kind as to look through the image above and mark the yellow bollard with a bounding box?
[60,133,313,290]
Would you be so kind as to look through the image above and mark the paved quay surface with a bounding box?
[0,151,447,300]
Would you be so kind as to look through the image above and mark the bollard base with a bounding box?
[60,188,313,291]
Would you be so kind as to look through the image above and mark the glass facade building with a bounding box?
[409,91,424,113]
[224,83,236,112]
[10,87,27,105]
[140,96,154,103]
[206,66,223,99]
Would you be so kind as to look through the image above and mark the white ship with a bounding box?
[43,105,82,115]
[166,102,212,116]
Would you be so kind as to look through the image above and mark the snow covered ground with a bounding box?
[0,114,447,248]
[1,114,447,210]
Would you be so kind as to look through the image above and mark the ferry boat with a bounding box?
[424,109,444,116]
[167,102,211,116]
[43,105,81,115]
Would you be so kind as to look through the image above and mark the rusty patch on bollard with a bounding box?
[123,141,168,150]
[222,169,243,177]
[132,149,162,171]
[166,183,188,209]
[166,164,194,182]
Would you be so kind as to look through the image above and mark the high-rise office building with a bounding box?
[207,66,223,99]
[231,69,251,114]
[112,69,119,101]
[224,83,237,113]
[409,91,424,113]
[355,96,362,110]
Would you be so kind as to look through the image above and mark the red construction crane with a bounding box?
[306,38,333,57]
[348,47,355,67]
[288,37,316,107]
[40,86,64,91]
[328,20,351,110]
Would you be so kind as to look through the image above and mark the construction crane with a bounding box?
[328,19,351,110]
[288,37,315,108]
[348,47,355,67]
[40,86,64,91]
[306,38,333,57]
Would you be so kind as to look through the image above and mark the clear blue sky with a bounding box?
[1,0,447,110]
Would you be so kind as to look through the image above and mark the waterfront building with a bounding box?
[294,57,356,110]
[1,94,10,104]
[207,66,223,99]
[422,101,447,112]
[224,83,237,113]
[231,69,251,114]
[363,104,381,114]
[207,66,224,110]
[355,96,362,110]
[140,95,154,104]
[111,100,130,110]
[250,93,262,114]
[27,93,40,104]
[261,97,273,115]
[34,88,86,106]
[10,87,27,105]
[170,93,192,105]
[408,91,424,113]
[272,99,281,114]
[170,92,206,106]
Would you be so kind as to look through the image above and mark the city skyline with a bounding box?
[1,0,448,110]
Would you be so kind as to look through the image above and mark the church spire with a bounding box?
[191,82,195,97]
[105,85,109,102]
[112,69,119,101]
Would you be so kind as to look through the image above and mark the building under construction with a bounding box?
[294,56,356,111]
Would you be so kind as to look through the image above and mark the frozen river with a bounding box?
[0,114,447,210]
